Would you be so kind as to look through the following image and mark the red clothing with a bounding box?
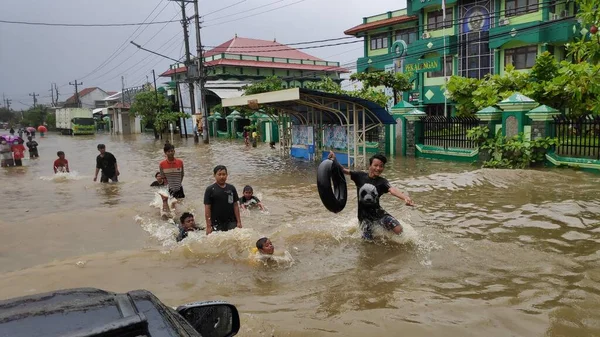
[159,158,184,191]
[54,158,69,171]
[11,144,25,160]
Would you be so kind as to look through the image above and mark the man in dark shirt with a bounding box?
[93,144,119,183]
[203,165,242,234]
[26,136,39,158]
[328,151,414,240]
[176,212,204,242]
[150,172,166,187]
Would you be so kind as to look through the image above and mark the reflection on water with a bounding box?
[0,133,599,336]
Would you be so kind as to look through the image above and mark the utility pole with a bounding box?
[4,97,12,110]
[54,83,60,105]
[179,0,197,139]
[50,84,55,106]
[193,0,209,144]
[69,80,83,108]
[29,92,39,108]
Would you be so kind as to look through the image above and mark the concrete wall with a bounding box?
[80,89,109,109]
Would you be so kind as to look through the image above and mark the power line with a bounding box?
[204,0,307,27]
[86,9,184,84]
[203,0,286,22]
[77,0,167,81]
[204,36,355,49]
[204,40,362,53]
[0,18,178,27]
[201,0,247,17]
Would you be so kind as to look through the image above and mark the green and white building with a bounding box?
[345,0,580,116]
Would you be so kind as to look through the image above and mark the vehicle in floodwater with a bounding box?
[0,287,240,337]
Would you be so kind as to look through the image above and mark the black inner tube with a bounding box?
[317,159,347,213]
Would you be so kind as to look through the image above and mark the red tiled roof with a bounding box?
[205,59,348,73]
[160,67,187,77]
[344,15,417,36]
[109,102,130,109]
[204,36,324,61]
[65,87,100,104]
[160,61,347,78]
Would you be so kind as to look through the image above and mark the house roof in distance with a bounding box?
[65,87,105,104]
[203,36,324,61]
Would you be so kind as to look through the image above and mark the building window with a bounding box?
[428,56,453,78]
[505,0,538,17]
[395,28,417,44]
[427,8,453,31]
[370,33,388,50]
[504,45,537,69]
[425,104,452,117]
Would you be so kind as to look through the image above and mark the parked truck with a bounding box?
[56,108,96,135]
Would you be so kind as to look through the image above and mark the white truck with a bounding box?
[55,108,96,135]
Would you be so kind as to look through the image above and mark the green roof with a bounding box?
[528,104,558,113]
[391,100,415,109]
[477,106,503,114]
[500,93,535,104]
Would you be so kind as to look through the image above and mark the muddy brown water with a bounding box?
[1,132,599,336]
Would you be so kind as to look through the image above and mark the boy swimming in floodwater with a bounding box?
[239,185,265,211]
[53,151,70,173]
[176,212,203,242]
[251,237,274,255]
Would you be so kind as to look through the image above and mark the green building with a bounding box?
[344,0,579,116]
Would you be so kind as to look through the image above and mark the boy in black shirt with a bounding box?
[239,185,265,211]
[328,151,414,240]
[203,165,242,234]
[94,144,119,183]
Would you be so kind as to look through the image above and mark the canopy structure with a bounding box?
[222,88,394,167]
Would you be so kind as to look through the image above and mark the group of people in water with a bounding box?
[0,136,39,167]
[146,142,272,255]
[48,138,415,256]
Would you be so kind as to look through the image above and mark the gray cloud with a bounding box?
[0,0,404,110]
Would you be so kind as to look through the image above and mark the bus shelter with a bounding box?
[221,88,395,168]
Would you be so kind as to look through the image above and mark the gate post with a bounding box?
[476,106,503,162]
[526,105,561,139]
[403,109,426,157]
[390,100,416,157]
[497,93,538,139]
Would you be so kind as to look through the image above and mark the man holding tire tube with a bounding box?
[328,151,414,240]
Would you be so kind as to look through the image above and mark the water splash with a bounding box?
[39,171,84,181]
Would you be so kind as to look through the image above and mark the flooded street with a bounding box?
[1,132,600,336]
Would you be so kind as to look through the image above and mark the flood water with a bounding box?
[1,132,600,336]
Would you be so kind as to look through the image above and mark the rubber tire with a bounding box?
[317,159,348,213]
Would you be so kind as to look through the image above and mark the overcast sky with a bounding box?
[0,0,406,110]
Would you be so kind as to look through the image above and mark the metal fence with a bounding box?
[553,114,600,160]
[419,116,481,149]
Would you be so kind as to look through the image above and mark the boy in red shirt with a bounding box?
[11,140,26,166]
[159,143,184,199]
[53,151,70,173]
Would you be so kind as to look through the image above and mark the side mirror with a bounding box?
[176,301,240,337]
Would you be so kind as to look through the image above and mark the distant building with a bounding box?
[344,1,579,116]
[94,87,145,135]
[63,87,114,109]
[159,35,348,113]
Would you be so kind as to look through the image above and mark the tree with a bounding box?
[349,71,412,104]
[446,51,600,117]
[305,77,389,107]
[21,106,48,127]
[45,112,56,130]
[130,90,177,137]
[566,0,600,64]
[0,107,15,123]
[241,76,284,95]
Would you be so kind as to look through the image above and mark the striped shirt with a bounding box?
[159,158,184,191]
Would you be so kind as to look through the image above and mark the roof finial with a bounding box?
[234,33,237,38]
